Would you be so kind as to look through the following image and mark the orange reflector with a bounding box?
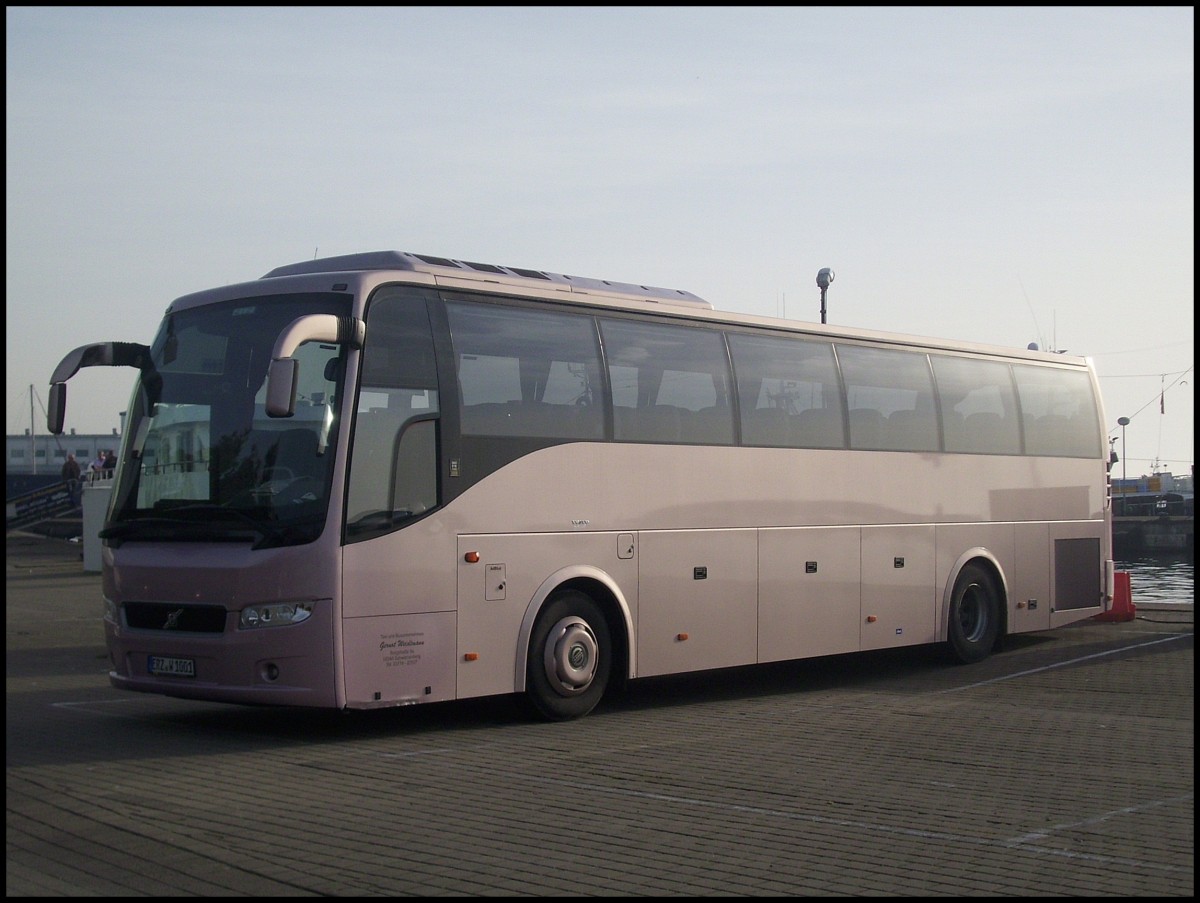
[464,551,480,563]
[676,633,688,641]
[865,615,877,623]
[463,652,478,661]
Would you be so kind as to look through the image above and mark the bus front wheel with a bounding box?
[946,564,1001,665]
[525,590,611,721]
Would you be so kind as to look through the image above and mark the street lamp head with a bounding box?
[816,268,835,290]
[1117,416,1130,426]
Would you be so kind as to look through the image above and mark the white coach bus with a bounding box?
[48,251,1117,720]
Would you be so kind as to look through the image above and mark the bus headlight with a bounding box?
[239,601,314,629]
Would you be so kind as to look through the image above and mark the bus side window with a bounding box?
[346,401,438,531]
[839,344,936,452]
[447,300,604,441]
[347,286,441,534]
[932,355,1020,455]
[347,411,396,523]
[728,331,844,449]
[603,318,734,445]
[392,419,436,516]
[1013,364,1102,458]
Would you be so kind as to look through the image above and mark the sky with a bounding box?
[6,6,1194,476]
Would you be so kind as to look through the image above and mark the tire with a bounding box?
[525,590,611,721]
[946,563,1001,664]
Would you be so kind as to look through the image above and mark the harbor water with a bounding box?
[1115,552,1194,606]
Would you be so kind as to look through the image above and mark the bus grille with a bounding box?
[123,602,228,633]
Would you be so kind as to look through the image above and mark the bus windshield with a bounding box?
[106,292,351,548]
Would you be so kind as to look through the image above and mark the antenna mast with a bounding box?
[29,384,37,474]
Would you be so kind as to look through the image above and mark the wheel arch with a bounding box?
[940,548,1009,643]
[514,565,634,693]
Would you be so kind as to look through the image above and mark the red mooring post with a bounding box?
[1094,571,1136,622]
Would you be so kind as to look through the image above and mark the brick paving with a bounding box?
[6,532,1193,896]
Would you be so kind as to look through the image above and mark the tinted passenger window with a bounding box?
[932,355,1020,455]
[601,319,734,444]
[728,333,845,448]
[837,345,938,451]
[1013,365,1102,457]
[448,301,604,440]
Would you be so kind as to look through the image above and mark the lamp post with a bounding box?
[816,268,834,324]
[1117,416,1130,514]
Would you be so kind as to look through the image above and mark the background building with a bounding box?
[7,427,122,477]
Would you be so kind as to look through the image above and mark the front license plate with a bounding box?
[148,655,195,677]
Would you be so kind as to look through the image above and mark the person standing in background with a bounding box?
[61,453,82,506]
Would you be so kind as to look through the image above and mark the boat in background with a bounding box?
[1112,469,1194,556]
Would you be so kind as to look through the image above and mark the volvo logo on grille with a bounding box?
[162,608,186,630]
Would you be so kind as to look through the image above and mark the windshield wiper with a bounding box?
[104,505,275,546]
[99,516,263,545]
[104,503,326,549]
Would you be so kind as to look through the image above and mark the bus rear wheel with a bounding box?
[525,590,611,721]
[946,563,1001,664]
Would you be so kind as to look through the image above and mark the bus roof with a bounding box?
[261,250,714,311]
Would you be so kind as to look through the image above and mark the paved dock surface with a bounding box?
[6,532,1193,896]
